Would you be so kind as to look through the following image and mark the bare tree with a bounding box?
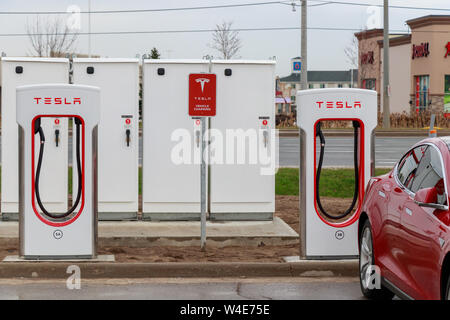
[210,21,242,59]
[344,36,358,70]
[27,16,78,57]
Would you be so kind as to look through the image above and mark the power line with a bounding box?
[6,26,450,37]
[0,0,448,15]
[0,1,283,15]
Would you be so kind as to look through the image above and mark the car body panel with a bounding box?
[361,137,450,300]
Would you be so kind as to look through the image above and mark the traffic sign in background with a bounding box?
[189,73,216,117]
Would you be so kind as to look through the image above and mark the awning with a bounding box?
[275,97,292,104]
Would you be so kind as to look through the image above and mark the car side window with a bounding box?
[397,145,427,191]
[410,145,447,205]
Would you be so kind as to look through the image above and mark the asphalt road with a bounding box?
[0,136,423,169]
[279,136,424,168]
[0,277,364,300]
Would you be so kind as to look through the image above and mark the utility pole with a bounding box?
[301,0,308,90]
[88,0,91,58]
[383,0,390,128]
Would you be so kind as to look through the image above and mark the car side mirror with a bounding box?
[414,187,448,210]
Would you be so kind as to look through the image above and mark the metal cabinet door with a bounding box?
[72,60,139,216]
[142,61,209,218]
[210,62,276,219]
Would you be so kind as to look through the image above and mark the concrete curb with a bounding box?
[0,261,358,279]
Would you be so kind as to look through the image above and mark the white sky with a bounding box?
[0,0,447,77]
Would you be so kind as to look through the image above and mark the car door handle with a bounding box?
[405,207,413,216]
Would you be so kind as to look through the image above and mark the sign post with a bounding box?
[189,72,216,250]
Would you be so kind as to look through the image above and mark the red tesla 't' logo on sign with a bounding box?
[189,73,216,117]
[445,42,450,58]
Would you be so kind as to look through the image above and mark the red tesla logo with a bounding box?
[316,101,362,109]
[34,97,81,105]
[445,42,450,58]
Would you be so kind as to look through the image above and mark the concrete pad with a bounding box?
[0,218,298,247]
[2,255,115,263]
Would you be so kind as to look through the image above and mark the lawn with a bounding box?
[275,167,391,197]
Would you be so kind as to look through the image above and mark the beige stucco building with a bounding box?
[355,15,450,117]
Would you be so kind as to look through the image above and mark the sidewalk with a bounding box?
[0,218,298,248]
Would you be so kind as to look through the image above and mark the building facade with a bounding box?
[356,15,450,117]
[277,69,358,115]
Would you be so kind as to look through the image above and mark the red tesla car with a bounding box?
[359,136,450,300]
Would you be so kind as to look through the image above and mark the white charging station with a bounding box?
[73,58,139,220]
[210,61,276,220]
[142,60,207,220]
[297,88,377,259]
[1,58,69,221]
[17,84,100,259]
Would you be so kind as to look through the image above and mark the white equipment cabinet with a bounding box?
[142,60,208,220]
[1,58,69,221]
[210,61,276,220]
[17,84,100,259]
[72,58,139,220]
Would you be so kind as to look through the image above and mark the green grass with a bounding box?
[275,168,391,197]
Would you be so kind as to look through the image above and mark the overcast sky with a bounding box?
[0,0,447,77]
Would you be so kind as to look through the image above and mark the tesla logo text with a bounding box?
[316,101,362,109]
[195,78,210,93]
[34,97,81,105]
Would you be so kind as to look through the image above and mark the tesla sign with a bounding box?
[189,73,216,117]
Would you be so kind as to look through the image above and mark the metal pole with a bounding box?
[300,0,307,90]
[88,0,91,58]
[383,0,390,128]
[200,117,207,251]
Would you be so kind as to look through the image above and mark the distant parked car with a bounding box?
[359,136,450,300]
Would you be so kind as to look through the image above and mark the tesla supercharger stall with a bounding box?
[72,59,139,220]
[297,88,377,259]
[17,84,100,259]
[1,58,69,221]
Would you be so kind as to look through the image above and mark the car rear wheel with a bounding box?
[445,274,450,300]
[359,219,394,300]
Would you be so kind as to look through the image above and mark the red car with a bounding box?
[359,136,450,300]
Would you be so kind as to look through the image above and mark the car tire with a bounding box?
[359,219,394,300]
[445,274,450,300]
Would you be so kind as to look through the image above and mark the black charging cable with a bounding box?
[34,117,83,219]
[315,121,360,220]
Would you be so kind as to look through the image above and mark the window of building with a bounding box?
[362,79,376,90]
[415,75,429,111]
[309,84,313,89]
[277,104,283,114]
[320,84,325,88]
[291,96,296,102]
